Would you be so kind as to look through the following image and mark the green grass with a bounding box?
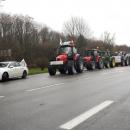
[29,68,48,75]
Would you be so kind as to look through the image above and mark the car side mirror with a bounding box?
[9,66,14,68]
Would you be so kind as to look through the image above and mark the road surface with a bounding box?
[0,66,130,130]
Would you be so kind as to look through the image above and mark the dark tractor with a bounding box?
[83,49,104,70]
[99,51,115,68]
[48,41,84,75]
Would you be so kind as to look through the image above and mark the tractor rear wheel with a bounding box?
[75,58,84,73]
[68,63,75,75]
[105,62,110,68]
[121,60,125,66]
[91,62,96,70]
[97,59,104,69]
[125,58,129,66]
[110,59,115,68]
[48,66,56,76]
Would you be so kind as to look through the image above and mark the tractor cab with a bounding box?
[84,49,99,60]
[57,41,77,61]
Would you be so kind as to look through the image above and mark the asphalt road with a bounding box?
[0,66,130,130]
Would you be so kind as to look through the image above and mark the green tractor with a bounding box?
[99,51,115,68]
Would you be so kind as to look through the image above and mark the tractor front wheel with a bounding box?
[48,66,56,76]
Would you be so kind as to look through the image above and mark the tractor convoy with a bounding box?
[48,40,130,76]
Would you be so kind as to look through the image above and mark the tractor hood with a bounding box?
[56,54,68,63]
[83,56,92,62]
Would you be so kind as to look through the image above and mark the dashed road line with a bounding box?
[102,71,124,75]
[26,83,65,92]
[82,77,89,80]
[60,100,114,130]
[0,96,4,99]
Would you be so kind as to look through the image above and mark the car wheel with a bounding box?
[22,71,27,79]
[2,72,9,81]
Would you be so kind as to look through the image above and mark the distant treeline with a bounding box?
[0,13,130,69]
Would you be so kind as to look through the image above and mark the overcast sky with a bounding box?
[1,0,130,46]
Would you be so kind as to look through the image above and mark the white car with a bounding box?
[0,60,28,81]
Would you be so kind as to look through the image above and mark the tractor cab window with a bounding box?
[94,50,98,56]
[73,47,77,54]
[84,50,94,56]
[58,46,72,55]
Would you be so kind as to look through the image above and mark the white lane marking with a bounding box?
[60,100,114,130]
[0,96,4,98]
[82,77,89,80]
[26,83,65,92]
[118,70,124,73]
[102,72,117,75]
[102,71,124,75]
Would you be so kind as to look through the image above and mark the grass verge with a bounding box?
[29,68,48,75]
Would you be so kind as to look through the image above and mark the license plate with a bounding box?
[50,61,63,65]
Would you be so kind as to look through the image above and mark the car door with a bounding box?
[15,62,23,77]
[8,62,17,78]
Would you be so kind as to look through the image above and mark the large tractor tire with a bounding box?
[105,62,110,68]
[68,61,75,75]
[97,59,104,69]
[89,62,96,70]
[121,60,125,66]
[125,58,129,66]
[75,58,84,73]
[86,66,91,70]
[48,66,56,76]
[110,58,115,68]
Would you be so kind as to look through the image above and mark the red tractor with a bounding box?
[83,49,104,70]
[48,41,84,75]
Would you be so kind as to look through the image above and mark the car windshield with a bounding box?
[84,50,94,56]
[58,46,72,55]
[0,62,9,68]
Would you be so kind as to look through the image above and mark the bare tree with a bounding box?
[102,31,115,52]
[63,17,91,38]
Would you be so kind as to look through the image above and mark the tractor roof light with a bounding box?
[60,40,75,46]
